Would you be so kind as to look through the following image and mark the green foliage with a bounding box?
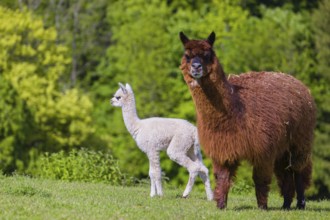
[313,0,330,82]
[238,0,320,16]
[221,7,313,76]
[28,149,127,185]
[0,7,95,173]
[101,0,185,118]
[309,0,330,198]
[311,0,330,124]
[231,180,253,195]
[0,0,112,88]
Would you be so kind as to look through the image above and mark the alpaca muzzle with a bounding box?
[110,97,117,106]
[190,58,203,78]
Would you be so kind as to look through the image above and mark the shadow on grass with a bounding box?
[172,193,330,212]
[302,207,330,212]
[232,206,330,212]
[174,194,212,201]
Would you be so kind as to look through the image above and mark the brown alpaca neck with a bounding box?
[187,60,237,126]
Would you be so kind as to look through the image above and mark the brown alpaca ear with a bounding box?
[180,32,189,45]
[207,31,216,46]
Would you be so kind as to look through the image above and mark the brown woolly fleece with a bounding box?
[179,32,316,210]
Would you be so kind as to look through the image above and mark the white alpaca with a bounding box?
[110,83,213,200]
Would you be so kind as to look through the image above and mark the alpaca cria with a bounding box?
[110,83,213,200]
[179,32,316,210]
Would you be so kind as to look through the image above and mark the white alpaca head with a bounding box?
[110,83,134,107]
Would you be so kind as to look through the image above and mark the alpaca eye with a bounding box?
[115,96,121,100]
[204,52,212,61]
[185,54,190,62]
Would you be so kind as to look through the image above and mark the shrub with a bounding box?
[231,180,253,195]
[29,149,128,185]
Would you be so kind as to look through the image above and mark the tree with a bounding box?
[310,0,330,198]
[238,0,320,16]
[0,7,95,173]
[221,7,314,77]
[1,0,112,88]
[313,0,330,82]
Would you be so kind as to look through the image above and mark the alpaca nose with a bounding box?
[192,62,202,69]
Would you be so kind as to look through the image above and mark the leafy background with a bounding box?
[0,0,329,199]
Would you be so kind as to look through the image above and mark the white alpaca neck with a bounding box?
[122,95,140,139]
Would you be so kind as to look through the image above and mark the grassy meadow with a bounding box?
[0,175,329,220]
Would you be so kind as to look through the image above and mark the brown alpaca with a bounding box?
[179,31,316,210]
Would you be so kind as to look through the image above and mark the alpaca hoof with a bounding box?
[207,195,214,201]
[216,201,226,209]
[182,195,189,199]
[258,204,268,210]
[176,194,188,199]
[282,202,291,210]
[296,200,306,210]
[297,205,305,210]
[282,205,291,210]
[217,205,226,209]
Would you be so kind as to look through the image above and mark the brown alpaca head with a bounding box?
[179,32,216,80]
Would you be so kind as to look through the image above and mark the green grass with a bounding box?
[0,175,329,220]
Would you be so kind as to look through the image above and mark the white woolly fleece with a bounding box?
[110,83,213,200]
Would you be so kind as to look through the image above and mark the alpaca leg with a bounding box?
[252,163,273,209]
[167,146,201,198]
[186,146,213,200]
[295,161,312,209]
[149,175,156,197]
[213,161,239,209]
[198,167,213,200]
[182,171,198,198]
[148,153,163,197]
[280,170,295,209]
[180,161,213,200]
[168,152,199,198]
[294,171,305,209]
[274,153,295,209]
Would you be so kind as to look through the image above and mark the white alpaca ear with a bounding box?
[125,83,133,93]
[119,82,127,94]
